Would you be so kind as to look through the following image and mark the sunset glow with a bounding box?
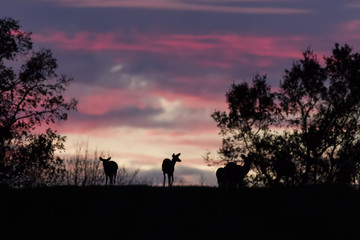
[2,0,360,185]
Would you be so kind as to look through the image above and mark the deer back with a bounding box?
[216,167,227,185]
[162,158,174,173]
[274,159,295,177]
[103,161,118,176]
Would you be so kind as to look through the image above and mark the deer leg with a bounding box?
[238,179,243,189]
[106,175,108,185]
[169,174,173,187]
[275,176,280,186]
[163,173,166,187]
[110,176,113,186]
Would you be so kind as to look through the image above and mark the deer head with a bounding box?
[241,153,254,164]
[172,153,182,162]
[99,157,111,162]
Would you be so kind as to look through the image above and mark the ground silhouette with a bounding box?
[1,185,360,239]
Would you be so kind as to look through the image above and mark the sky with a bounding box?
[2,0,360,185]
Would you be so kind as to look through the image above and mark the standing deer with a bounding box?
[273,158,296,186]
[99,157,118,186]
[216,154,253,188]
[216,167,227,188]
[162,153,182,187]
[337,157,357,185]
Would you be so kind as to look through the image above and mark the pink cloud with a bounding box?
[340,20,360,40]
[75,83,223,116]
[33,30,306,69]
[146,128,219,139]
[64,83,156,113]
[79,91,144,115]
[32,31,156,52]
[54,79,222,133]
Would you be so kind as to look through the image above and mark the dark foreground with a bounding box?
[1,185,360,239]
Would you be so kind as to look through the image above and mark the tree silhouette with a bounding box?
[212,43,360,186]
[211,74,279,185]
[0,17,77,187]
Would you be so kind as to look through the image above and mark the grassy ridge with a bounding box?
[1,185,360,239]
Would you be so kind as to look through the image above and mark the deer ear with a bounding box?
[177,153,181,156]
[107,157,111,161]
[172,153,175,157]
[99,157,104,161]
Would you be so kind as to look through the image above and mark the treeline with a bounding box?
[209,44,360,187]
[0,17,76,187]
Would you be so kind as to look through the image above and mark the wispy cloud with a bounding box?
[42,0,310,14]
[33,30,306,67]
[340,20,360,41]
[346,2,360,8]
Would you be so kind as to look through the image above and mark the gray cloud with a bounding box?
[68,106,164,129]
[1,0,348,37]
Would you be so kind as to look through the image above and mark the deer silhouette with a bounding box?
[273,156,296,186]
[216,167,226,188]
[216,154,253,188]
[162,153,181,187]
[99,157,118,185]
[338,157,357,185]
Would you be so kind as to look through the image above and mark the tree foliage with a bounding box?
[0,17,77,187]
[212,43,360,186]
